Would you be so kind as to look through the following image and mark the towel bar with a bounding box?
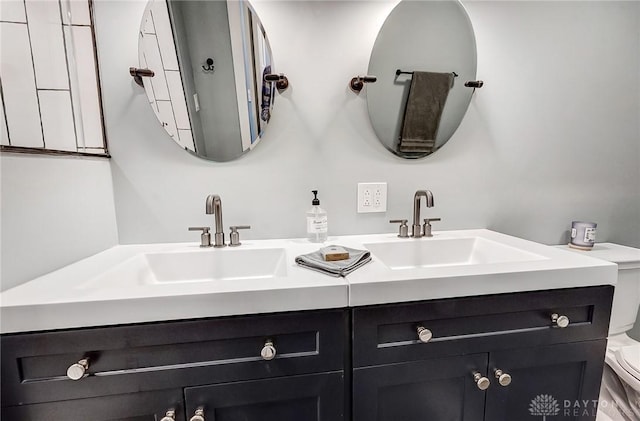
[396,69,458,78]
[395,69,483,89]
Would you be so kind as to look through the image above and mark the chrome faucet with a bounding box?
[205,194,225,247]
[412,190,434,238]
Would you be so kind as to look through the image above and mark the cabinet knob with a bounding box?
[190,408,205,421]
[66,358,89,381]
[160,410,176,421]
[416,326,433,343]
[473,372,490,390]
[494,369,512,386]
[261,339,277,361]
[551,313,570,328]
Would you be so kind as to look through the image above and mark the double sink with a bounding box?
[0,229,617,333]
[83,231,544,287]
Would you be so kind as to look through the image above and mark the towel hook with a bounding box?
[349,75,377,93]
[202,58,214,72]
[264,73,289,92]
[129,67,154,87]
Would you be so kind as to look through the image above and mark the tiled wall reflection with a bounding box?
[0,0,106,155]
[139,0,195,152]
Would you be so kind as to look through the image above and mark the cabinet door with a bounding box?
[353,353,487,421]
[485,340,607,421]
[184,372,344,421]
[1,388,184,421]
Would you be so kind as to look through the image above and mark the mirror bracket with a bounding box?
[264,73,289,92]
[129,67,155,87]
[350,75,378,93]
[464,80,484,89]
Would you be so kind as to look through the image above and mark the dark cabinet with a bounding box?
[352,286,613,368]
[185,372,344,421]
[352,286,613,421]
[352,341,607,421]
[1,309,347,421]
[353,354,487,421]
[1,388,185,421]
[485,340,607,421]
[1,286,613,421]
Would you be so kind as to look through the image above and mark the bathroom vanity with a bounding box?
[1,310,348,420]
[351,286,612,421]
[0,230,617,420]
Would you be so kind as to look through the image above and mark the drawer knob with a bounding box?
[261,339,277,361]
[416,326,433,343]
[551,313,570,328]
[66,358,89,381]
[160,410,176,421]
[494,369,512,386]
[473,372,490,390]
[190,408,205,421]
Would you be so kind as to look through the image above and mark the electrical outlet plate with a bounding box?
[357,182,387,213]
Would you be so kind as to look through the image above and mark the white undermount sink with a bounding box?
[364,236,546,270]
[78,247,288,289]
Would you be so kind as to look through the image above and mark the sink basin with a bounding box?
[364,237,546,270]
[79,248,288,289]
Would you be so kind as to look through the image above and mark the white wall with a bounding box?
[0,154,119,290]
[94,0,640,249]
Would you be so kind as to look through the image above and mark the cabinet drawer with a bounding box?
[1,309,347,406]
[184,372,345,421]
[1,388,184,421]
[352,286,613,367]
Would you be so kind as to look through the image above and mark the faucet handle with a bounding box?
[189,227,212,247]
[229,225,251,247]
[422,218,441,238]
[390,219,409,238]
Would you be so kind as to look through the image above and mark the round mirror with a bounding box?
[366,0,477,159]
[138,0,276,161]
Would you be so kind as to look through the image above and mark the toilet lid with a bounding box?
[616,344,640,381]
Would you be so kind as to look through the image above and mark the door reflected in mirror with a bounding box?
[367,0,477,159]
[138,0,276,161]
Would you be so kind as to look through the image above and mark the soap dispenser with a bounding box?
[307,190,328,243]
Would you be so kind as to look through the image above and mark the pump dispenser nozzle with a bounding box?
[311,190,320,205]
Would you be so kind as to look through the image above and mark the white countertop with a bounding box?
[0,229,618,334]
[344,230,618,306]
[554,242,640,270]
[0,239,349,333]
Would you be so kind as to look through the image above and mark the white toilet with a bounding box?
[562,243,640,421]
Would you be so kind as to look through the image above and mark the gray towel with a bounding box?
[399,71,454,154]
[295,246,371,277]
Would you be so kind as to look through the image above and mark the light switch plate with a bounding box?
[357,182,387,213]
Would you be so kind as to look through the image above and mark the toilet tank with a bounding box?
[577,243,640,335]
